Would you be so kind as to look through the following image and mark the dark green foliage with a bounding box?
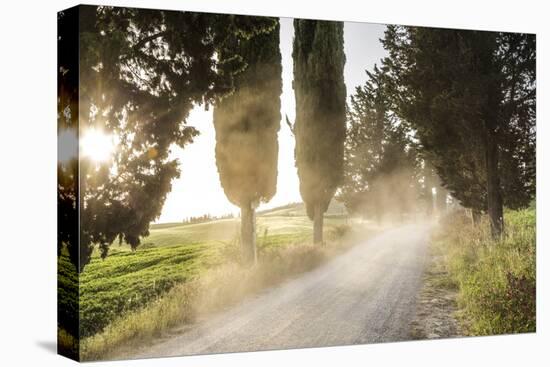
[214,18,282,208]
[381,26,491,213]
[58,6,277,272]
[58,250,79,340]
[497,33,536,209]
[380,26,535,234]
[292,20,346,237]
[339,65,419,221]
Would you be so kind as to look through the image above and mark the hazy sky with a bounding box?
[157,18,388,223]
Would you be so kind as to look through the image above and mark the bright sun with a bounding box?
[81,128,115,162]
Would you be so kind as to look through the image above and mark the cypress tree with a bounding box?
[213,19,282,264]
[340,65,419,222]
[292,20,346,244]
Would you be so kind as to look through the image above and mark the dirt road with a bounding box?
[122,223,432,359]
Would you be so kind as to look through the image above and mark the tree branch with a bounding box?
[133,31,167,50]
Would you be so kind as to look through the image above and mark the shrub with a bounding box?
[436,208,535,335]
[328,223,352,241]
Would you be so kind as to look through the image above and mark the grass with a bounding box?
[433,207,535,336]
[58,204,361,360]
[79,242,222,338]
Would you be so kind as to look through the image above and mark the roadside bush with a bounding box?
[328,224,352,241]
[437,208,535,335]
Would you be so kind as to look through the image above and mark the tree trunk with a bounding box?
[426,195,433,218]
[313,203,324,244]
[436,187,447,216]
[241,203,257,265]
[470,208,481,226]
[485,131,504,237]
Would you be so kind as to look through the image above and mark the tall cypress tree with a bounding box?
[293,20,346,244]
[213,18,282,264]
[340,65,419,222]
[340,66,386,218]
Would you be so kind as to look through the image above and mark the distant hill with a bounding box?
[148,200,348,242]
[258,200,347,217]
[153,200,348,230]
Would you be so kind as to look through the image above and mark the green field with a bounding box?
[59,202,350,340]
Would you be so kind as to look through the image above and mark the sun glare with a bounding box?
[81,128,115,162]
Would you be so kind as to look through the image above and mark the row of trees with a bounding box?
[182,213,234,225]
[339,65,426,222]
[59,7,347,271]
[340,27,535,236]
[382,26,535,237]
[59,7,535,274]
[214,19,346,262]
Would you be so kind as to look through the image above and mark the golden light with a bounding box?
[81,128,115,162]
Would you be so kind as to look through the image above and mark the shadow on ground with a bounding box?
[36,340,57,354]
